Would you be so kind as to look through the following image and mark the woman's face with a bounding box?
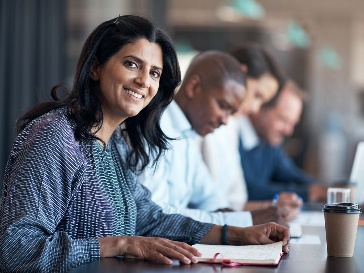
[236,73,278,116]
[92,38,163,125]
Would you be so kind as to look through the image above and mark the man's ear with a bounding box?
[185,74,202,99]
[241,64,248,73]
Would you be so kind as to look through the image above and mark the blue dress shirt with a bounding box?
[238,117,314,202]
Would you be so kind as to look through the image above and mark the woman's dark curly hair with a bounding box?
[16,15,181,172]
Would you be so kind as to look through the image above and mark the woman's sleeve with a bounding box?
[127,172,214,245]
[0,119,99,272]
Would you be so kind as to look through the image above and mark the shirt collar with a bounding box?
[168,100,195,136]
[237,116,260,150]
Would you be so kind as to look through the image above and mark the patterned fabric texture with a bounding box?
[92,141,137,237]
[0,107,213,272]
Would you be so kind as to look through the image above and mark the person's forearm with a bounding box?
[0,229,99,272]
[199,225,248,245]
[98,236,123,257]
[244,201,271,211]
[133,181,213,245]
[199,225,222,245]
[199,223,290,252]
[145,200,252,227]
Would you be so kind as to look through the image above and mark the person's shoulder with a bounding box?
[160,103,179,135]
[32,107,72,133]
[160,103,174,124]
[161,101,192,138]
[206,117,238,143]
[21,108,77,149]
[261,143,287,161]
[275,144,291,156]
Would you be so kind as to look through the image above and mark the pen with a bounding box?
[272,193,279,206]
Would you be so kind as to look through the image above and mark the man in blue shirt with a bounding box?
[133,51,292,228]
[240,80,327,202]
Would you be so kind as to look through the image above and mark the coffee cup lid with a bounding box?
[322,203,362,214]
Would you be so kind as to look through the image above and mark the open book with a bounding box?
[193,241,283,266]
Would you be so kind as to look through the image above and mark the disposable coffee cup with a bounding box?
[323,203,361,257]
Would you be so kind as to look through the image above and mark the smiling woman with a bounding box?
[92,38,163,130]
[0,15,290,273]
[0,15,190,272]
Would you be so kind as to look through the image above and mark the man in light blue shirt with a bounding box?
[124,51,286,227]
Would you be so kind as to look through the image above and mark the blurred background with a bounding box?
[1,0,364,193]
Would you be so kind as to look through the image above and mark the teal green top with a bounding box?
[92,141,136,236]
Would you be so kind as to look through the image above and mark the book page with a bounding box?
[193,241,282,263]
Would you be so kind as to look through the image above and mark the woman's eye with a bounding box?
[150,70,161,79]
[218,101,228,109]
[124,60,137,68]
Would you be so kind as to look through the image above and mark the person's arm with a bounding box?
[272,150,327,202]
[97,222,290,265]
[130,174,215,243]
[97,170,289,264]
[201,120,248,211]
[200,223,290,253]
[134,138,253,227]
[0,119,99,272]
[267,146,314,202]
[98,236,202,265]
[90,151,209,265]
[140,165,253,227]
[245,146,314,201]
[188,138,232,211]
[159,202,254,227]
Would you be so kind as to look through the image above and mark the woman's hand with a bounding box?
[98,236,201,265]
[228,223,290,253]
